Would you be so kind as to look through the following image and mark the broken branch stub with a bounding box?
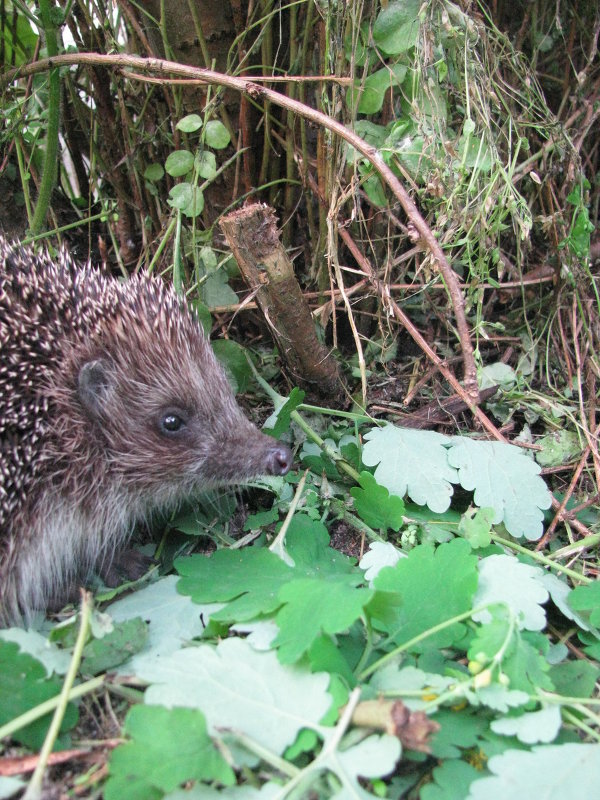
[219,203,344,399]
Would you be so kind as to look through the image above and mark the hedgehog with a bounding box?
[0,236,292,626]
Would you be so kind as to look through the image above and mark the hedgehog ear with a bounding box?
[78,359,113,417]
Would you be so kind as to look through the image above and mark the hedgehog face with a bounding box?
[73,337,291,500]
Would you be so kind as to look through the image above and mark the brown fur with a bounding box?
[0,238,291,625]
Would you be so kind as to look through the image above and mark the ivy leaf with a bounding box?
[274,575,373,663]
[369,539,478,650]
[351,471,405,531]
[362,426,457,513]
[104,705,234,800]
[473,555,549,631]
[467,744,600,799]
[447,438,551,539]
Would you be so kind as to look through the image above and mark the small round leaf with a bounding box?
[176,114,203,133]
[204,120,230,149]
[165,150,195,177]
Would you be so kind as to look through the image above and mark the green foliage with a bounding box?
[351,470,406,531]
[466,744,600,799]
[105,705,235,800]
[80,617,148,675]
[362,425,551,539]
[370,539,477,650]
[0,640,77,750]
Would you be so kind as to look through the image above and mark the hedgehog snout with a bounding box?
[265,443,293,476]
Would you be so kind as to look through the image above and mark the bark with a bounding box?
[219,203,344,399]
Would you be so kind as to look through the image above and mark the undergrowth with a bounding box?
[0,0,599,798]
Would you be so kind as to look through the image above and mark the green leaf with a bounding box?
[420,759,481,800]
[535,430,582,467]
[369,539,478,650]
[165,149,195,177]
[105,705,234,800]
[350,65,407,114]
[369,664,454,704]
[430,709,489,759]
[549,660,600,698]
[458,133,493,172]
[447,437,552,539]
[139,638,331,756]
[0,640,78,750]
[359,542,404,581]
[244,506,280,531]
[176,546,293,622]
[263,386,305,438]
[0,628,70,676]
[167,182,204,218]
[490,704,562,744]
[351,471,405,531]
[81,617,148,675]
[467,743,600,799]
[195,149,217,180]
[321,733,401,795]
[212,339,252,393]
[143,163,164,182]
[372,0,421,55]
[285,514,356,575]
[478,361,516,390]
[501,631,553,695]
[362,425,457,513]
[199,269,238,306]
[468,608,513,665]
[181,187,205,218]
[176,113,203,132]
[458,506,494,548]
[473,555,549,631]
[274,575,373,663]
[204,119,231,149]
[168,182,193,209]
[568,580,600,627]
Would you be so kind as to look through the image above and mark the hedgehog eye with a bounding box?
[158,410,188,436]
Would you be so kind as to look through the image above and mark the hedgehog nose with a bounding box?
[266,443,293,476]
